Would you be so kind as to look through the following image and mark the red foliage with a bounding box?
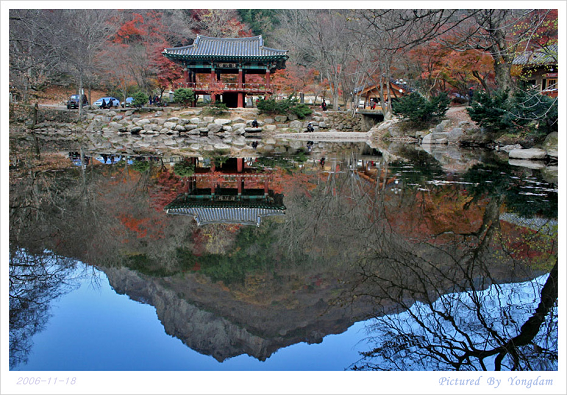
[148,168,185,212]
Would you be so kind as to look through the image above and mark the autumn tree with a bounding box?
[103,11,184,100]
[189,9,252,37]
[9,9,112,112]
[278,9,356,110]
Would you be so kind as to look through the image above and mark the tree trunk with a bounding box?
[493,59,515,92]
[78,74,83,118]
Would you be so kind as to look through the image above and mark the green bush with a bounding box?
[466,90,511,132]
[257,96,313,119]
[203,101,229,115]
[173,159,195,177]
[508,88,558,135]
[173,88,195,106]
[132,91,148,108]
[130,160,151,173]
[392,92,450,124]
[466,88,557,136]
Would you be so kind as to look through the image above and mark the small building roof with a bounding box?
[512,44,558,66]
[163,35,288,63]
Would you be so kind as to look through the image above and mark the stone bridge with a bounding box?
[356,109,384,130]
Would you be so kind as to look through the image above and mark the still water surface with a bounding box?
[9,143,558,371]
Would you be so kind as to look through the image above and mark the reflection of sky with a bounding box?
[14,266,373,371]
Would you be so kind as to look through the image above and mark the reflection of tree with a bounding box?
[344,164,557,371]
[9,250,82,369]
[350,260,557,371]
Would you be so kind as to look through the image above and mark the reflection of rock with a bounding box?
[100,266,370,363]
[508,148,547,160]
[508,158,546,170]
[420,144,481,173]
[422,133,448,145]
[541,166,558,185]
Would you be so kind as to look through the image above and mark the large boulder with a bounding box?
[245,127,263,133]
[136,118,151,126]
[433,119,452,132]
[207,123,223,133]
[289,120,303,131]
[508,148,547,160]
[542,132,558,158]
[446,128,464,143]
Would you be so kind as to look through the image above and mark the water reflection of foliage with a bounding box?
[387,148,445,185]
[175,223,282,284]
[463,162,557,219]
[343,171,558,371]
[255,150,309,172]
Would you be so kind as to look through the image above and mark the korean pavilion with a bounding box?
[163,35,289,108]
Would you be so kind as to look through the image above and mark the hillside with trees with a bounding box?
[9,8,558,135]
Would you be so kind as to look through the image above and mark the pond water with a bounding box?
[8,142,558,372]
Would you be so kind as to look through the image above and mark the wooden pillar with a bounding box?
[264,178,269,195]
[210,67,216,103]
[184,68,189,86]
[265,69,271,88]
[237,176,243,195]
[237,158,243,172]
[237,68,244,108]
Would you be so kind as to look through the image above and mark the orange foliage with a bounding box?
[148,169,185,211]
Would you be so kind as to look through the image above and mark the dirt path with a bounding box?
[445,106,475,126]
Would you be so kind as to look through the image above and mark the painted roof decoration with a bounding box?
[163,35,288,61]
[512,44,558,66]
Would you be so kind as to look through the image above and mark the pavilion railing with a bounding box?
[177,82,275,92]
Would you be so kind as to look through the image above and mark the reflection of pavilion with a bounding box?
[165,158,285,226]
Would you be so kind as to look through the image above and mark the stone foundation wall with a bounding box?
[323,112,365,131]
[9,104,81,124]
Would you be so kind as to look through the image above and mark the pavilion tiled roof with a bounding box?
[163,35,288,61]
[165,206,286,227]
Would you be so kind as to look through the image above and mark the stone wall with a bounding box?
[9,104,81,125]
[323,112,365,131]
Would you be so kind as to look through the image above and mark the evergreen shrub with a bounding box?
[132,91,148,108]
[173,88,195,106]
[257,96,312,119]
[392,92,450,124]
[203,101,229,115]
[466,88,557,136]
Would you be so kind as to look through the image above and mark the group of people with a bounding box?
[148,95,161,106]
[100,98,115,109]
